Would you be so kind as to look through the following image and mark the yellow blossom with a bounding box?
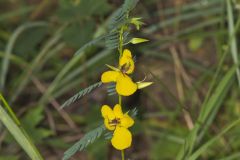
[101,104,134,150]
[101,49,152,96]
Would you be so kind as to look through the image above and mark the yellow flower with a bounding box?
[101,49,152,96]
[101,104,134,150]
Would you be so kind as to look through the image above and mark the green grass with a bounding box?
[0,0,240,159]
[0,94,43,160]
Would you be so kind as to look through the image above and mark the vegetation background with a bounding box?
[0,0,240,159]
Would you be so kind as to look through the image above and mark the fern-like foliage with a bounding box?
[72,0,139,54]
[105,30,130,49]
[129,107,138,118]
[62,124,105,160]
[60,82,102,109]
[108,0,139,30]
[62,1,140,159]
[105,31,119,49]
[107,83,116,96]
[105,0,139,49]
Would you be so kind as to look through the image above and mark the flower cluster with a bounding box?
[101,104,134,150]
[100,49,152,151]
[101,49,152,96]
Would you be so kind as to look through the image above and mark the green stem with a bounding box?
[118,26,124,57]
[119,23,125,160]
[118,25,124,106]
[121,150,125,160]
[119,95,122,106]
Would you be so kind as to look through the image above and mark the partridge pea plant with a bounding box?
[61,0,152,159]
[102,49,152,96]
[100,47,151,158]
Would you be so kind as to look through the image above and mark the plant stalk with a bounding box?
[121,150,125,160]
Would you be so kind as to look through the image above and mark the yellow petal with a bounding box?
[119,49,135,74]
[137,82,153,89]
[122,49,132,58]
[101,105,115,120]
[120,114,134,128]
[113,104,123,119]
[104,118,115,131]
[101,71,120,83]
[116,74,137,96]
[111,126,132,150]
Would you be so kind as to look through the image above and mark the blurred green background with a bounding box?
[1,0,240,159]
